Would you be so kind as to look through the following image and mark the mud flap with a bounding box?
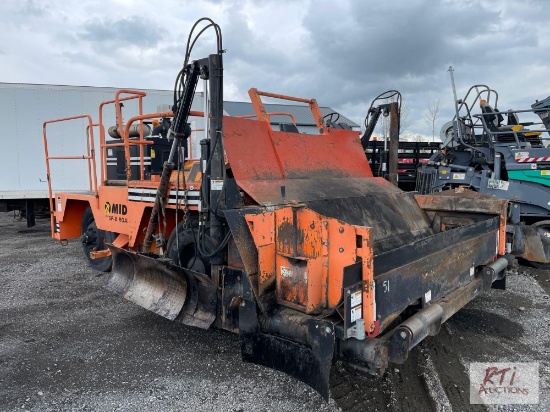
[239,276,335,401]
[106,245,217,329]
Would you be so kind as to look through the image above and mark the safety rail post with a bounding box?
[85,124,100,192]
[114,90,147,181]
[43,114,97,236]
[98,90,146,183]
[248,88,328,135]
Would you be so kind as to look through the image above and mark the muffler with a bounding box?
[106,245,216,329]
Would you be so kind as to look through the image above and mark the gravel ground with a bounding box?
[0,212,548,411]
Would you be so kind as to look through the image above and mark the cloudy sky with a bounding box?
[1,0,548,137]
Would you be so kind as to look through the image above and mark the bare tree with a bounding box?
[375,96,411,140]
[398,98,411,133]
[424,98,441,142]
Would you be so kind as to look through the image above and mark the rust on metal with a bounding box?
[245,205,375,330]
[414,190,508,255]
[388,102,399,186]
[245,212,276,295]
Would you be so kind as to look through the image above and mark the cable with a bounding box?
[175,137,182,266]
[197,228,231,258]
[173,18,223,111]
[170,17,227,262]
[364,90,402,135]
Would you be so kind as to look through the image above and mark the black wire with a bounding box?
[364,90,402,134]
[364,90,402,178]
[175,138,181,266]
[197,228,231,258]
[174,18,223,111]
[170,17,226,261]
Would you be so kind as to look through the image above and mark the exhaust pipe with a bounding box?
[106,245,216,329]
[387,257,511,364]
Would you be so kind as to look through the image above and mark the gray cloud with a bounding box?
[79,16,167,49]
[0,0,547,137]
[19,0,48,17]
[273,0,549,133]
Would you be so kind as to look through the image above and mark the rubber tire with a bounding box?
[166,218,210,274]
[81,206,116,272]
[528,220,550,270]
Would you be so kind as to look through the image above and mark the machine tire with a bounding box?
[166,218,210,274]
[529,220,550,269]
[80,206,116,272]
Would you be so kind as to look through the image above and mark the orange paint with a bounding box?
[246,206,375,320]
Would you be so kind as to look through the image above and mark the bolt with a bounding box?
[339,247,344,253]
[325,326,331,334]
[310,223,315,229]
[400,331,407,339]
[347,290,351,295]
[323,221,328,227]
[339,227,344,233]
[370,324,375,331]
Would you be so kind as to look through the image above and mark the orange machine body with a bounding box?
[45,87,507,343]
[45,88,382,336]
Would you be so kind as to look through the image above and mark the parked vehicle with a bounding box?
[416,74,550,268]
[45,19,513,400]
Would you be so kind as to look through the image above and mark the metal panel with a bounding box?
[374,221,499,331]
[223,115,371,184]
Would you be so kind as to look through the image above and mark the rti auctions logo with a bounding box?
[478,366,526,395]
[470,362,539,405]
[104,201,128,215]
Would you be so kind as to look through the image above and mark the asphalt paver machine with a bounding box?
[45,20,513,399]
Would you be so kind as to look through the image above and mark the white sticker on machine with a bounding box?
[211,179,224,190]
[515,152,529,160]
[488,179,509,191]
[452,173,465,180]
[350,305,362,323]
[350,290,362,307]
[57,197,62,212]
[280,266,293,278]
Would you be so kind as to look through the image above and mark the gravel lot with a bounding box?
[0,212,548,411]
